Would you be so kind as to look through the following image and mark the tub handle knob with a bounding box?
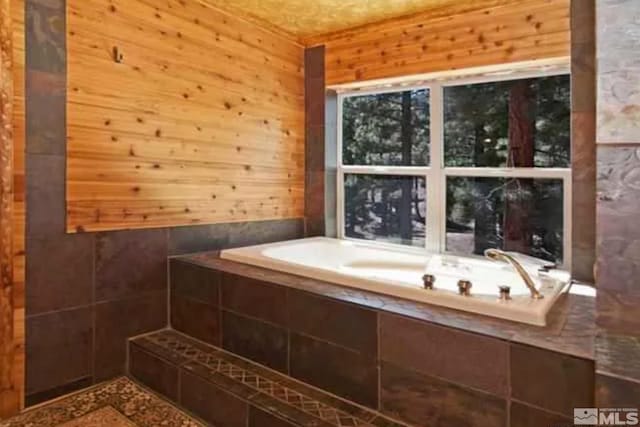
[422,274,435,290]
[458,280,472,296]
[499,285,512,301]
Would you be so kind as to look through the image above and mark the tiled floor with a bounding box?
[0,377,204,427]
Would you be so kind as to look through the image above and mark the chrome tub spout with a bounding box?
[484,249,544,299]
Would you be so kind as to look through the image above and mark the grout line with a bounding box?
[384,358,509,402]
[509,398,574,420]
[221,303,370,358]
[506,338,512,427]
[376,310,382,412]
[25,302,95,320]
[218,270,224,347]
[285,288,291,375]
[594,369,640,386]
[167,256,173,330]
[24,376,125,412]
[129,343,185,370]
[125,339,130,377]
[125,376,209,426]
[128,327,173,342]
[177,357,182,406]
[91,233,97,384]
[26,289,170,322]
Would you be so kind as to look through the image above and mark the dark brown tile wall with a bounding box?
[129,345,180,401]
[24,378,94,409]
[172,293,221,346]
[25,307,93,398]
[305,46,326,237]
[380,313,509,397]
[170,262,596,426]
[595,374,640,407]
[169,258,222,345]
[222,310,289,373]
[170,260,220,303]
[94,229,169,302]
[380,362,507,427]
[289,332,379,407]
[288,290,377,355]
[595,144,640,398]
[26,233,93,315]
[595,333,640,381]
[221,273,288,326]
[509,401,572,427]
[23,0,304,407]
[510,343,594,417]
[594,0,640,406]
[596,146,640,299]
[168,219,303,256]
[180,370,249,427]
[249,406,298,427]
[571,0,596,283]
[93,292,167,381]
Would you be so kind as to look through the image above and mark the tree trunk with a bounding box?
[399,91,413,243]
[504,80,535,254]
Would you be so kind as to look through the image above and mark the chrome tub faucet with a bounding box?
[484,249,544,299]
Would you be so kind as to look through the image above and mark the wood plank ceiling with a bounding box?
[199,0,517,41]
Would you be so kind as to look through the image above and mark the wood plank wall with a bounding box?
[0,0,24,417]
[309,0,570,85]
[0,0,15,416]
[66,0,305,233]
[11,0,24,413]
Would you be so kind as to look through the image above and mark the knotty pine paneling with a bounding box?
[67,0,305,233]
[1,0,24,417]
[313,0,569,85]
[11,0,24,409]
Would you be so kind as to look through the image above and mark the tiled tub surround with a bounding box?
[129,330,410,427]
[595,0,640,407]
[169,253,596,427]
[596,0,640,144]
[221,237,572,326]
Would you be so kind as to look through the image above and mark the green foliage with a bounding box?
[341,75,570,263]
[342,90,429,166]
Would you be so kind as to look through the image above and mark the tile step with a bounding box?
[128,329,411,427]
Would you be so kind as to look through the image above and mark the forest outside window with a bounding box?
[337,72,572,268]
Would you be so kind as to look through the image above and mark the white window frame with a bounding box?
[336,69,572,270]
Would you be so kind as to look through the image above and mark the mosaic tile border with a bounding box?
[135,330,410,427]
[0,377,204,427]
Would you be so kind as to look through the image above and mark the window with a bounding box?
[337,72,571,267]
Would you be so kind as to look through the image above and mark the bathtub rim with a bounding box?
[220,237,571,327]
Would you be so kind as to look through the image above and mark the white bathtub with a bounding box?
[221,237,571,326]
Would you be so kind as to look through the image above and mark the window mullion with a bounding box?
[443,167,571,179]
[340,165,431,176]
[336,94,345,240]
[427,83,444,253]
